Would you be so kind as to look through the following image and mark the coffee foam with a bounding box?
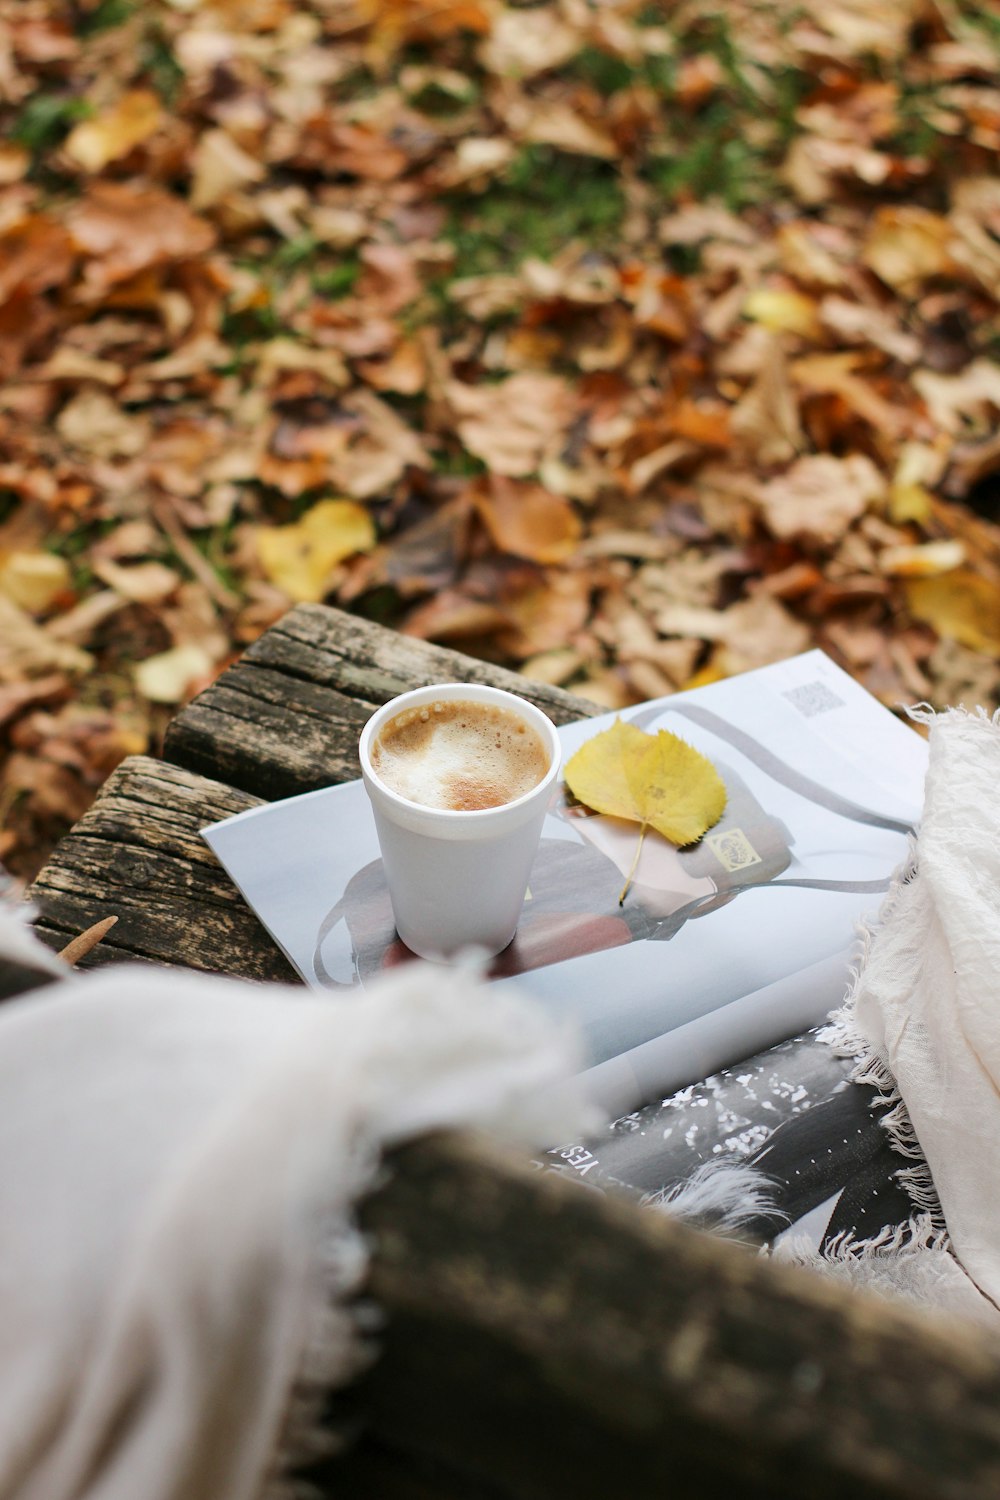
[370,699,549,811]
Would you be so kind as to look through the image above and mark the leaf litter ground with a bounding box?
[2,0,1000,879]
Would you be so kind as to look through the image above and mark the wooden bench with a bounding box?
[26,604,1000,1499]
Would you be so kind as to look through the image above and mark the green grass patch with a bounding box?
[444,145,626,279]
[80,0,137,33]
[11,94,92,157]
[139,25,185,107]
[312,257,362,299]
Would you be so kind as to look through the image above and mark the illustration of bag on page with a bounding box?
[312,700,914,991]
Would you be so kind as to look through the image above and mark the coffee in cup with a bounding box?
[359,683,562,960]
[369,698,550,812]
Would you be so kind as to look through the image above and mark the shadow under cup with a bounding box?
[359,683,562,961]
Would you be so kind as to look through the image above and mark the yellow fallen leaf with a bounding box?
[743,288,821,340]
[64,91,163,172]
[905,571,1000,655]
[879,540,965,578]
[256,499,377,603]
[0,551,71,615]
[564,718,726,903]
[134,644,214,704]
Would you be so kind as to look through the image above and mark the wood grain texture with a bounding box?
[28,755,297,982]
[321,1133,1000,1500]
[164,604,601,800]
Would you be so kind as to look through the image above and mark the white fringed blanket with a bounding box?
[811,706,1000,1326]
[0,951,590,1500]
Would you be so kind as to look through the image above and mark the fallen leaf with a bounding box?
[879,540,965,578]
[0,674,68,729]
[743,288,822,340]
[64,91,164,173]
[256,337,349,388]
[905,571,1000,655]
[668,399,732,448]
[0,597,91,677]
[862,207,955,296]
[0,215,74,303]
[403,592,511,642]
[92,559,181,605]
[329,390,432,499]
[479,7,579,76]
[189,128,266,210]
[474,477,582,563]
[354,337,427,395]
[755,454,886,545]
[134,643,215,704]
[708,594,813,678]
[67,183,216,295]
[731,337,806,465]
[521,103,618,160]
[791,353,908,436]
[498,567,591,656]
[914,361,1000,434]
[256,499,377,602]
[564,717,727,901]
[0,551,71,614]
[447,373,575,476]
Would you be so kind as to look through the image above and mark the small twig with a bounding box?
[58,915,118,967]
[618,824,648,907]
[152,496,240,610]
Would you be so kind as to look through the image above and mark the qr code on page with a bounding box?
[783,681,845,717]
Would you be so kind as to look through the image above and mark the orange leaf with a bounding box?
[475,478,582,564]
[669,398,732,448]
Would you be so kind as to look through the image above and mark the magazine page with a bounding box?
[203,650,926,1115]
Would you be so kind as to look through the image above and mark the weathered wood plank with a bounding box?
[164,604,601,800]
[28,755,297,982]
[317,1133,1000,1500]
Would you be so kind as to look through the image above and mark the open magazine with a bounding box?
[203,649,927,1129]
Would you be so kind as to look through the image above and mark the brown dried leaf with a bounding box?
[67,184,216,295]
[755,454,886,545]
[474,477,582,563]
[0,215,74,303]
[862,207,955,295]
[92,559,182,605]
[914,361,1000,435]
[730,337,806,466]
[447,373,576,476]
[189,128,266,210]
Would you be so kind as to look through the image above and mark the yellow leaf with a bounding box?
[564,718,727,902]
[879,540,965,578]
[905,571,1000,655]
[256,499,376,603]
[888,483,933,525]
[134,644,214,704]
[743,289,821,340]
[64,91,164,172]
[0,551,71,615]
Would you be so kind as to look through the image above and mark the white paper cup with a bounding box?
[359,682,562,961]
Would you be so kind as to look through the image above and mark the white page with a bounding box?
[203,651,927,1111]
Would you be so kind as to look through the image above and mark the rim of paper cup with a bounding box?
[359,682,562,821]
